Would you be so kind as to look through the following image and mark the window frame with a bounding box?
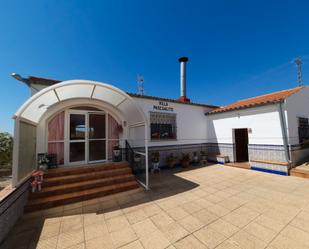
[150,112,177,141]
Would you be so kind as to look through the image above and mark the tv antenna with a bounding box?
[294,57,303,86]
[137,74,145,95]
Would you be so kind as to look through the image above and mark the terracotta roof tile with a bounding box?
[208,86,305,114]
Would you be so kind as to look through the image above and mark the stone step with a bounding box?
[30,174,136,199]
[43,167,132,187]
[25,180,139,212]
[44,161,129,178]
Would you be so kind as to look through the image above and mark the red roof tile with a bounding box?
[208,86,305,114]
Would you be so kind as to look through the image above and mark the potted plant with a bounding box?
[180,153,190,168]
[151,151,160,173]
[166,153,177,168]
[200,151,207,165]
[192,152,199,165]
[113,145,122,162]
[38,154,49,171]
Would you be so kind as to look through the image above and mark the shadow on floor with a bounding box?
[1,163,215,249]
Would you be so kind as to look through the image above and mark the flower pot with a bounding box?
[181,160,190,168]
[113,149,120,157]
[167,160,176,168]
[151,162,160,173]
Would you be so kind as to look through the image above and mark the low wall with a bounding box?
[0,179,29,245]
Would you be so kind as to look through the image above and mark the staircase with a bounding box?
[25,161,140,212]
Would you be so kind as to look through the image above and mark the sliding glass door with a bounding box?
[88,113,106,162]
[68,111,106,165]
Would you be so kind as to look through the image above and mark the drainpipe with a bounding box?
[278,101,291,169]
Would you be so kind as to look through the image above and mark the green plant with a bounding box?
[151,151,160,163]
[0,132,13,167]
[166,153,177,168]
[180,153,190,167]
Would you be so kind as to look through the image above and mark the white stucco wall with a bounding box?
[206,104,284,145]
[285,87,309,145]
[133,97,214,146]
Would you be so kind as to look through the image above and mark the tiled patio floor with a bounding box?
[2,163,309,249]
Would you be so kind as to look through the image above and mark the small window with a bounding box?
[150,112,176,140]
[298,117,309,144]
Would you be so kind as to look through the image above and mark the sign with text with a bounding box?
[153,101,174,112]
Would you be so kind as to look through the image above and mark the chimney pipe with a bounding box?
[178,56,190,102]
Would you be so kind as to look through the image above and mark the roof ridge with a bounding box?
[208,85,306,114]
[234,86,304,103]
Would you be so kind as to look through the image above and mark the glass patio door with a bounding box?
[68,111,106,165]
[69,113,87,164]
[88,113,106,162]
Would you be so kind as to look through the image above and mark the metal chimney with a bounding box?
[178,56,190,102]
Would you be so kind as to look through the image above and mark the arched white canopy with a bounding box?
[12,80,149,189]
[14,80,147,127]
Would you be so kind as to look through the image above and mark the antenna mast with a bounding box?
[137,75,145,95]
[294,57,303,86]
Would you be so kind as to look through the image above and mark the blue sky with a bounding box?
[1,0,309,133]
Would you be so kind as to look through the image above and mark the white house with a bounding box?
[10,57,309,190]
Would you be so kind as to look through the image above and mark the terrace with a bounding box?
[2,164,309,249]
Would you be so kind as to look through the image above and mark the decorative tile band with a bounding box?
[250,161,288,175]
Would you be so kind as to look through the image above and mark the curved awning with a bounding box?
[14,80,147,126]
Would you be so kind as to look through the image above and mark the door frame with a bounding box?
[233,128,249,162]
[65,109,107,166]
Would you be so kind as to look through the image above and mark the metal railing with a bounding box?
[125,140,147,189]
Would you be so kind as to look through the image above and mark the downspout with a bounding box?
[278,101,291,170]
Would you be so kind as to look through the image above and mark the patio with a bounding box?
[2,163,309,249]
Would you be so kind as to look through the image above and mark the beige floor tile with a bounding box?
[57,228,84,249]
[159,222,189,243]
[174,234,208,249]
[66,242,85,249]
[132,218,158,238]
[269,234,308,249]
[280,225,309,247]
[32,236,58,249]
[217,199,242,211]
[229,230,267,249]
[254,215,286,232]
[177,215,204,233]
[104,209,123,220]
[110,227,137,248]
[194,226,226,249]
[85,233,115,249]
[203,194,225,204]
[165,206,190,221]
[243,221,277,243]
[215,239,242,249]
[143,203,162,217]
[222,212,252,228]
[84,222,109,241]
[192,209,218,226]
[181,201,203,214]
[206,204,230,217]
[60,215,83,233]
[119,240,144,249]
[139,229,170,249]
[83,212,105,226]
[125,208,148,224]
[38,222,60,240]
[106,215,130,232]
[208,218,239,238]
[150,212,174,229]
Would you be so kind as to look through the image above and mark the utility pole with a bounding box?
[294,57,303,86]
[137,75,145,95]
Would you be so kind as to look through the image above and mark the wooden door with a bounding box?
[234,129,249,162]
